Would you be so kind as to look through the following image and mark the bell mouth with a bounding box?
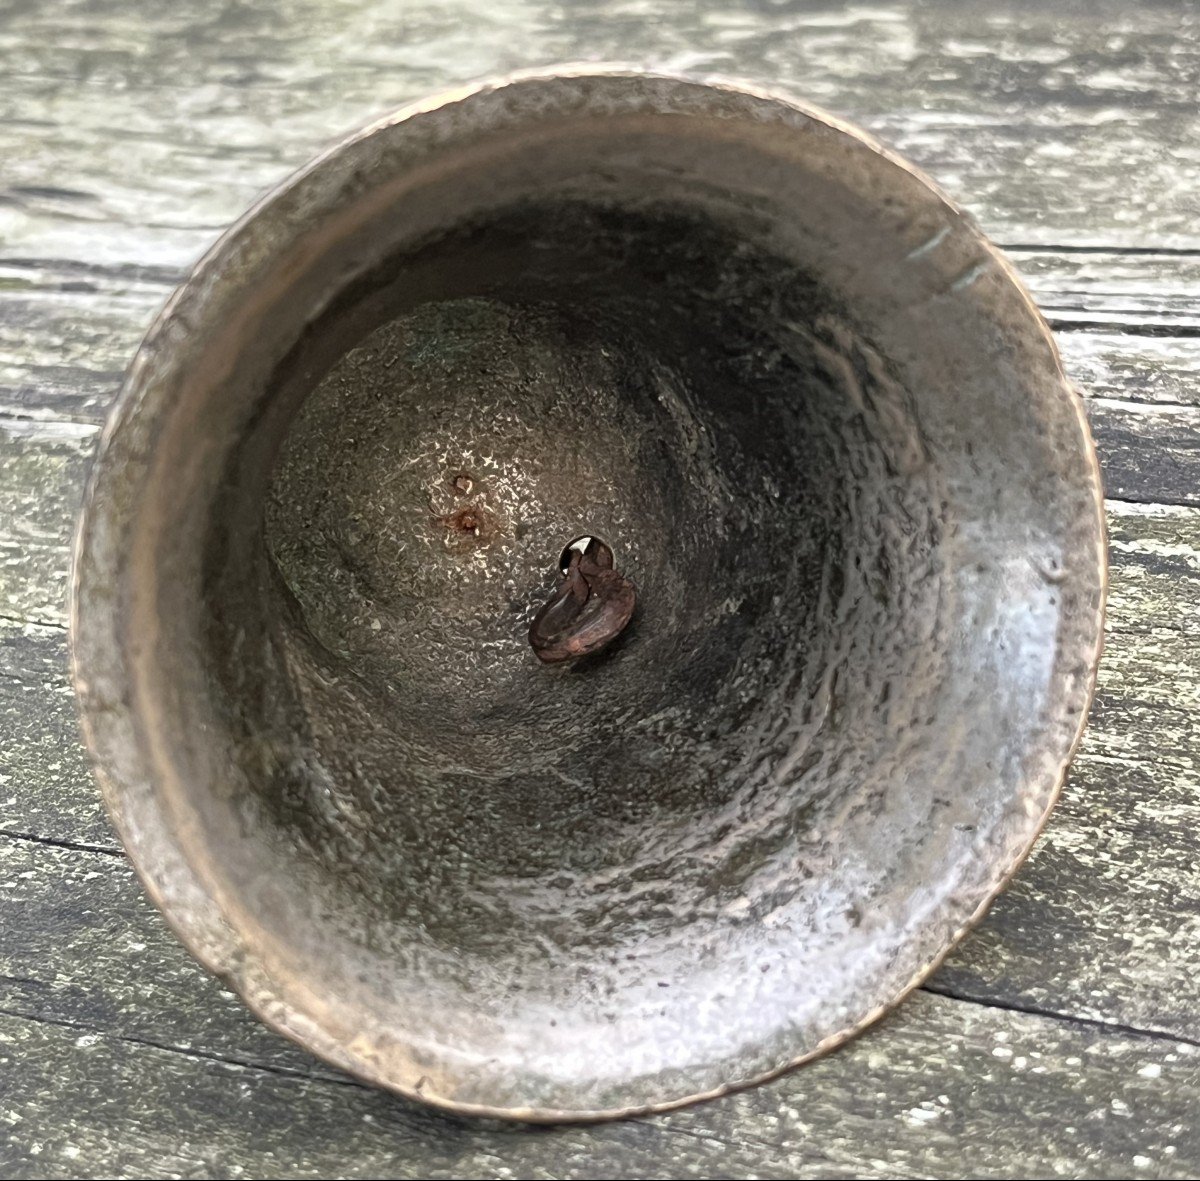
[72,69,1105,1120]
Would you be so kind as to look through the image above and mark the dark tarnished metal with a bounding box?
[70,69,1107,1122]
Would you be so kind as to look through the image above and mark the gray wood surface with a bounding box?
[1,0,1198,1177]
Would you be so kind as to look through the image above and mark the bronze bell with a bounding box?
[71,68,1106,1120]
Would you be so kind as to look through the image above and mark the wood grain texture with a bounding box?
[2,994,1198,1181]
[1,0,1199,254]
[3,333,1198,631]
[2,0,1199,1176]
[2,500,1196,1062]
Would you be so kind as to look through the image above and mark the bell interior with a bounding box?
[111,80,1099,1113]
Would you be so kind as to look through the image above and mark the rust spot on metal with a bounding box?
[437,503,496,543]
[445,507,481,533]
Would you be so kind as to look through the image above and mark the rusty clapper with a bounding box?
[71,70,1106,1120]
[529,537,636,663]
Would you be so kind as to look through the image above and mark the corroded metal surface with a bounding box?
[70,70,1106,1120]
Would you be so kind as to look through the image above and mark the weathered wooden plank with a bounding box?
[0,417,96,627]
[0,835,342,1081]
[936,624,1200,1041]
[2,497,1198,1068]
[0,265,1196,1103]
[0,622,117,851]
[1088,400,1200,508]
[3,490,1194,841]
[0,260,169,424]
[1106,504,1200,637]
[0,250,1194,452]
[1012,250,1200,336]
[1,375,1195,639]
[1,0,1199,256]
[1,348,1197,626]
[1059,333,1200,410]
[1,992,1196,1181]
[0,258,1193,624]
[658,991,1200,1181]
